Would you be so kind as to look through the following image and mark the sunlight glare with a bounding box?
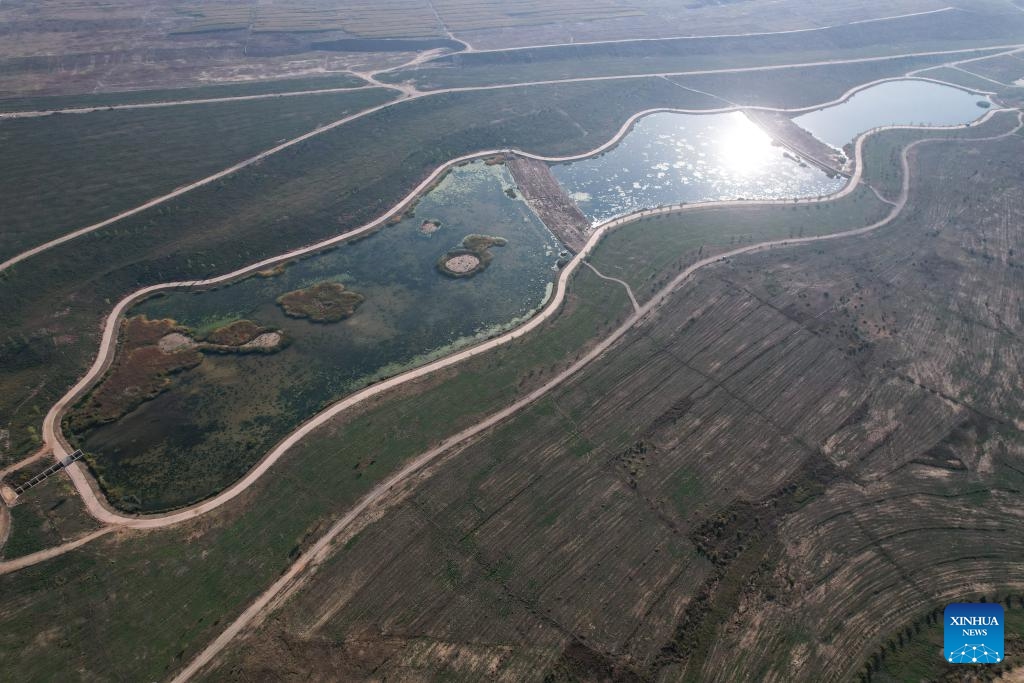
[716,113,777,175]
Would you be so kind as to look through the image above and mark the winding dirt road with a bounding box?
[169,106,1024,683]
[32,91,924,531]
[583,261,641,312]
[35,103,1017,536]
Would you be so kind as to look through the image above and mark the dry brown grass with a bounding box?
[66,317,202,433]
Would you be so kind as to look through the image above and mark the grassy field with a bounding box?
[0,475,102,561]
[915,65,1007,92]
[0,73,369,113]
[201,118,1024,682]
[0,265,633,682]
[958,52,1024,85]
[670,57,991,109]
[178,0,649,38]
[379,9,1022,89]
[0,87,395,260]
[587,185,891,303]
[0,77,718,469]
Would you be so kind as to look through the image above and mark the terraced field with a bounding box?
[194,116,1024,682]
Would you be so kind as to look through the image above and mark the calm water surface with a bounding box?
[550,111,844,225]
[793,79,989,148]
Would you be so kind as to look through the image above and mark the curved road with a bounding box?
[37,105,1018,534]
[1,46,1016,273]
[169,108,1024,683]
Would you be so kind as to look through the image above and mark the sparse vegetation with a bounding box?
[64,317,202,434]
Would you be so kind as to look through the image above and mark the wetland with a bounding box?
[70,161,563,512]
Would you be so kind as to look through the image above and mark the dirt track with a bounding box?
[0,526,115,576]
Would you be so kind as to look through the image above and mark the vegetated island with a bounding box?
[66,316,283,433]
[198,319,286,354]
[276,281,365,322]
[437,234,508,278]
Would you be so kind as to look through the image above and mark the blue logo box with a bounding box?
[944,603,1004,664]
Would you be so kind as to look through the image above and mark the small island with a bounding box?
[199,319,285,353]
[276,282,365,322]
[437,234,508,278]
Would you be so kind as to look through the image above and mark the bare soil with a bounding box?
[443,254,481,273]
[744,109,850,175]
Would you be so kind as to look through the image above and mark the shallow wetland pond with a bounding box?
[76,161,563,510]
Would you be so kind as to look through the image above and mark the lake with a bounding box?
[550,110,844,225]
[793,79,989,148]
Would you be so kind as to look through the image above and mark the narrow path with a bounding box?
[170,109,1024,683]
[0,446,49,480]
[2,46,1017,273]
[0,84,378,120]
[866,183,899,206]
[0,93,403,273]
[584,261,641,312]
[36,105,1018,535]
[446,7,957,56]
[0,526,116,576]
[952,63,1022,89]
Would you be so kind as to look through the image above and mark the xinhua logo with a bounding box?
[944,603,1004,664]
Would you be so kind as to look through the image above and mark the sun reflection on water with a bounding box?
[550,110,844,225]
[716,113,778,176]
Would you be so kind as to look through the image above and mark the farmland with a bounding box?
[956,51,1024,85]
[0,73,368,114]
[198,117,1024,682]
[669,56,995,109]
